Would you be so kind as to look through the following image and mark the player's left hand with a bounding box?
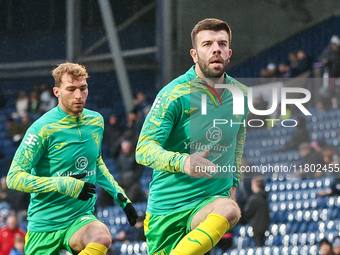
[118,193,138,226]
[229,186,236,201]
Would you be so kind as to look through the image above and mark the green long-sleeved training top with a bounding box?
[136,66,248,215]
[7,105,129,232]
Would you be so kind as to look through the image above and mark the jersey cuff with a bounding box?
[177,154,189,173]
[233,177,239,187]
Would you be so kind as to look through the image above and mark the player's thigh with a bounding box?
[25,230,64,255]
[145,210,191,255]
[65,215,106,253]
[190,196,240,230]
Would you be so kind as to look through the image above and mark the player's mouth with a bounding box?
[209,58,223,68]
[74,102,84,107]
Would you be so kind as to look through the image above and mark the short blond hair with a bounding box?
[52,62,89,87]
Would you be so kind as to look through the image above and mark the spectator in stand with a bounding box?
[0,177,8,203]
[322,145,340,170]
[6,117,24,145]
[319,35,340,79]
[289,51,299,70]
[333,236,340,255]
[294,50,312,76]
[331,97,339,110]
[29,91,40,114]
[318,178,340,197]
[104,114,124,159]
[281,116,309,151]
[116,140,144,181]
[297,142,326,178]
[260,63,280,80]
[236,157,254,218]
[116,140,146,203]
[12,91,29,118]
[119,171,147,203]
[278,61,295,78]
[9,234,25,255]
[20,115,32,134]
[123,108,140,143]
[316,101,327,112]
[39,83,57,113]
[0,89,7,109]
[243,177,270,247]
[319,238,335,255]
[0,207,11,229]
[0,215,25,255]
[133,91,149,114]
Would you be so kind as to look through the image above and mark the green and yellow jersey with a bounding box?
[7,106,129,232]
[136,66,248,215]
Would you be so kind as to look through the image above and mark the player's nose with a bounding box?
[74,89,82,99]
[212,42,221,55]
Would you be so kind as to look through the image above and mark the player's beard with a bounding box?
[197,53,228,78]
[59,95,85,117]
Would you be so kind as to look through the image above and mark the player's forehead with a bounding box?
[60,73,87,87]
[196,30,229,43]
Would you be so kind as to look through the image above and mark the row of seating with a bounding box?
[223,244,319,255]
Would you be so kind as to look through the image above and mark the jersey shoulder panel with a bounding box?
[83,108,103,118]
[82,108,104,129]
[151,66,197,115]
[226,75,248,97]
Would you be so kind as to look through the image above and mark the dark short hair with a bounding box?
[252,176,265,190]
[191,18,232,48]
[319,237,332,247]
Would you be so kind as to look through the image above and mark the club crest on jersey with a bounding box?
[92,132,99,146]
[233,115,240,120]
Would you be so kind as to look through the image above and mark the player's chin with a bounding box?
[211,69,224,77]
[74,104,85,112]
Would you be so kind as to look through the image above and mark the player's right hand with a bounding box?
[117,193,138,226]
[183,150,217,178]
[72,173,96,201]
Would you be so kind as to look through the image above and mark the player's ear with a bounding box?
[53,86,60,98]
[227,49,232,63]
[190,49,198,64]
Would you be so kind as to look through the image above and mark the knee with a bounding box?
[91,232,112,248]
[221,200,241,228]
[87,224,112,248]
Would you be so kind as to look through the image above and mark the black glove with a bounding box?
[72,173,96,201]
[118,193,138,226]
